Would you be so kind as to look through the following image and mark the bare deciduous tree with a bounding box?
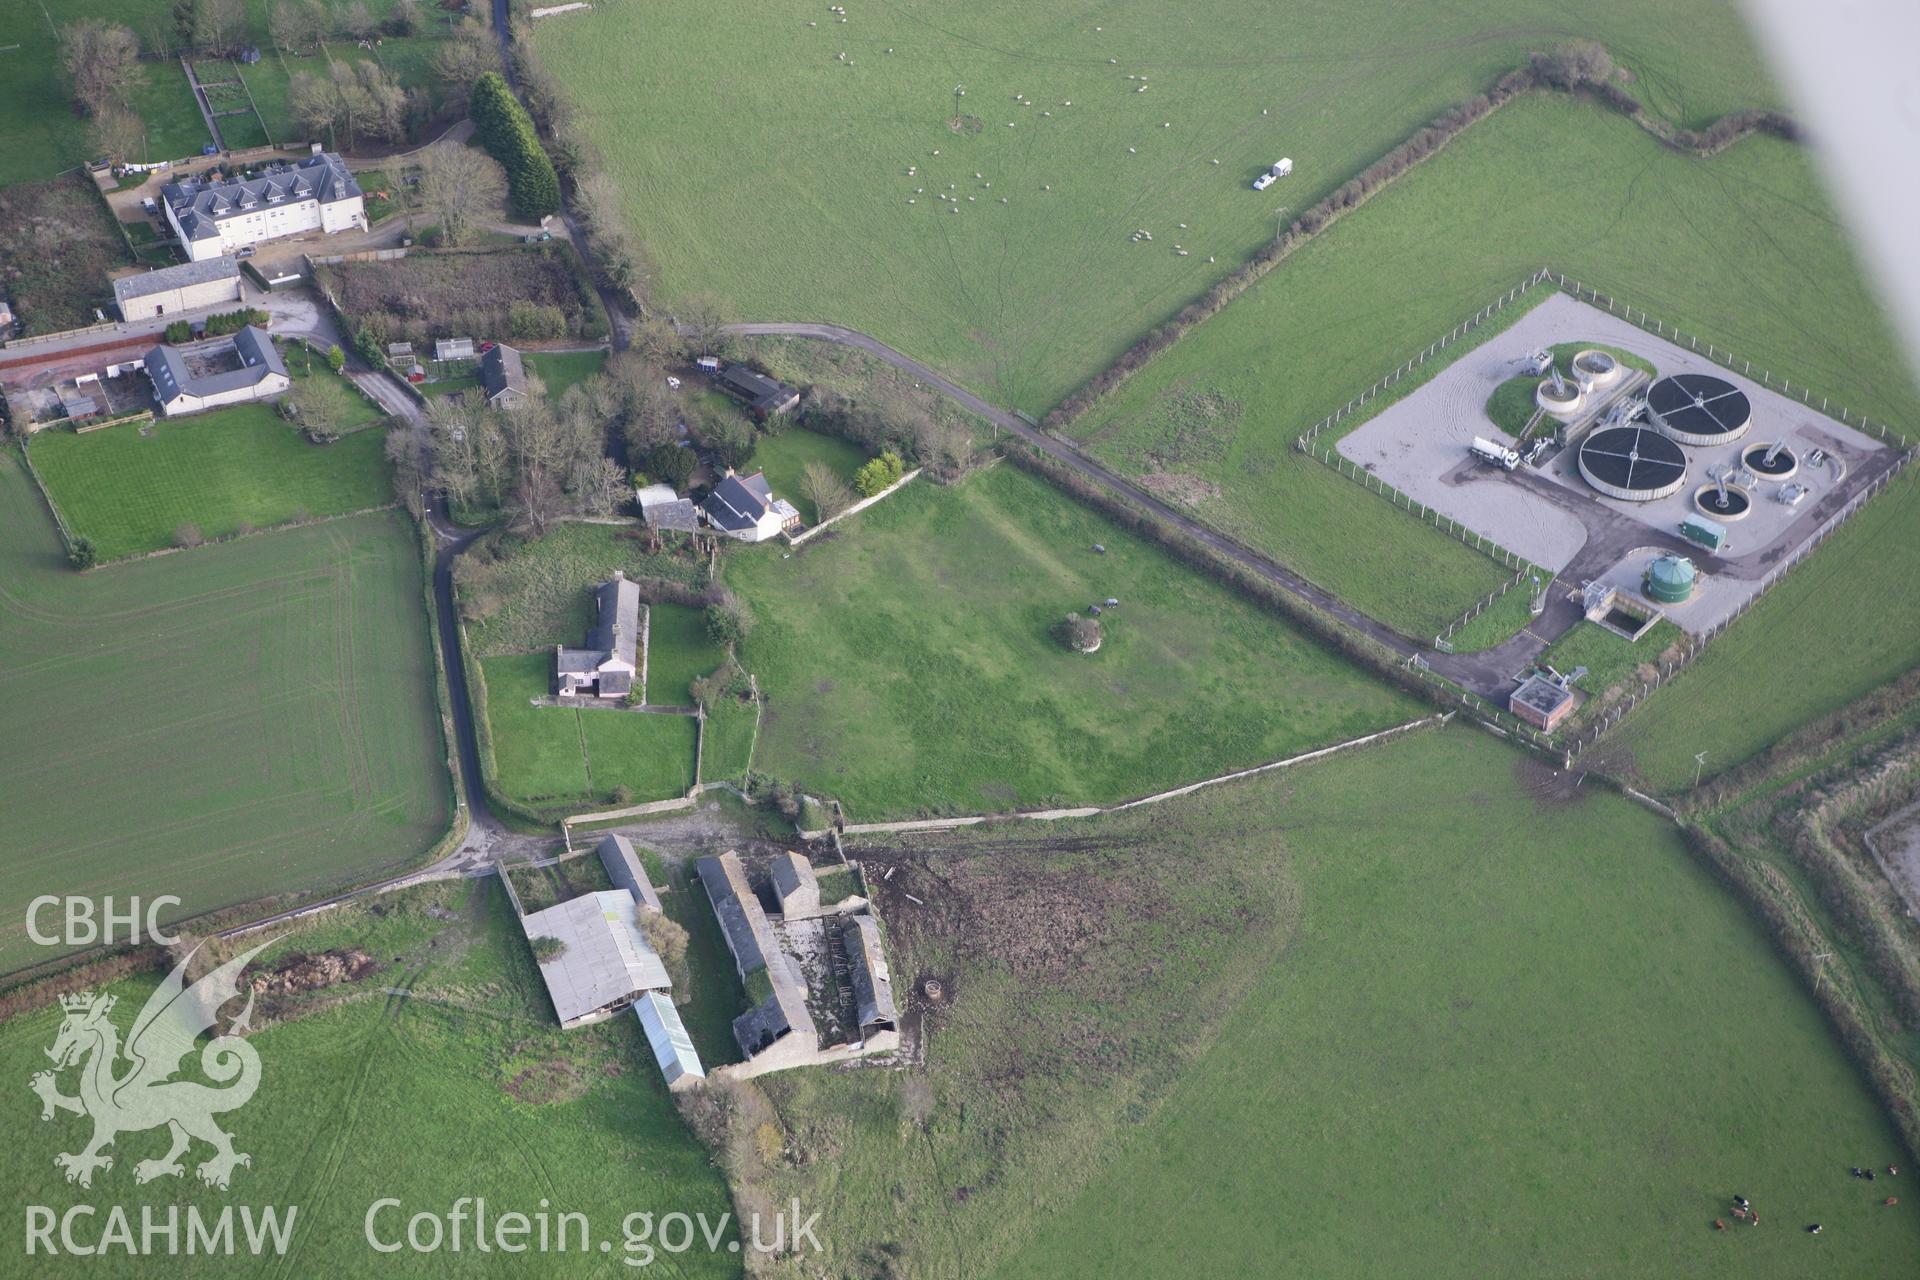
[192,0,250,57]
[799,461,854,522]
[87,109,147,167]
[338,0,376,42]
[60,21,141,118]
[416,141,506,248]
[430,21,496,113]
[269,0,326,52]
[679,293,732,359]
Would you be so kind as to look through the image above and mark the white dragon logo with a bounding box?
[29,941,270,1191]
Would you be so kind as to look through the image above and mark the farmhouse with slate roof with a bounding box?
[161,154,364,263]
[143,326,290,417]
[701,471,802,543]
[555,573,643,698]
[480,344,529,406]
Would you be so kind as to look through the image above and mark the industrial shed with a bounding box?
[521,889,672,1030]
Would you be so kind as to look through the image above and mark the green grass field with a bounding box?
[750,727,1920,1277]
[0,878,740,1277]
[28,402,392,561]
[536,1,1782,415]
[749,427,870,525]
[0,451,449,973]
[1615,471,1920,792]
[1062,93,1920,637]
[697,694,758,786]
[480,654,697,809]
[643,601,725,706]
[725,461,1417,818]
[526,350,610,402]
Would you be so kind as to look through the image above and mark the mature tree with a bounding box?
[1531,39,1614,89]
[678,292,732,358]
[268,0,326,52]
[705,597,754,649]
[854,450,905,497]
[799,460,854,522]
[702,409,756,472]
[613,363,680,455]
[192,0,250,57]
[387,0,421,36]
[143,15,174,57]
[644,442,695,491]
[87,108,147,167]
[288,71,340,145]
[356,61,409,141]
[582,457,630,516]
[431,21,496,112]
[417,141,505,247]
[338,0,376,42]
[500,398,571,535]
[424,396,483,508]
[60,20,142,117]
[630,317,685,367]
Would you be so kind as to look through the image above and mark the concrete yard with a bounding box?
[1338,292,1898,634]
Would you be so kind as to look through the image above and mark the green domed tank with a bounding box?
[1644,555,1696,604]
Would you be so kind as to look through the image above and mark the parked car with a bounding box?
[235,246,255,259]
[1252,172,1276,191]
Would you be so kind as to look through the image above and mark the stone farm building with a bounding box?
[555,573,642,698]
[143,326,289,417]
[697,852,820,1072]
[480,344,529,406]
[161,154,365,262]
[112,256,243,320]
[701,471,802,543]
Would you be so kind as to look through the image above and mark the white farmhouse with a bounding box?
[143,326,291,417]
[700,471,802,543]
[160,154,365,263]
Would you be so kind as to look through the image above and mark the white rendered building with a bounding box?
[161,154,365,262]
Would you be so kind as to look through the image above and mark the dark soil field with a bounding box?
[0,175,132,334]
[316,244,607,346]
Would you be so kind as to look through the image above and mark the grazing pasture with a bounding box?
[0,879,740,1277]
[1064,94,1920,637]
[724,462,1417,819]
[0,452,449,972]
[536,0,1781,414]
[751,728,1920,1278]
[28,401,391,561]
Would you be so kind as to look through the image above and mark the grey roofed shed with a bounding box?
[597,835,662,912]
[770,852,819,915]
[695,852,774,977]
[634,991,704,1086]
[521,889,671,1028]
[646,498,699,533]
[112,255,241,310]
[844,914,898,1033]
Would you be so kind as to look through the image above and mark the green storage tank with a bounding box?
[1644,555,1697,604]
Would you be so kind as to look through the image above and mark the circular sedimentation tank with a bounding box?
[1648,372,1752,446]
[1694,482,1753,519]
[1571,348,1624,394]
[1536,374,1584,420]
[1644,554,1697,604]
[1743,441,1799,478]
[1578,424,1688,501]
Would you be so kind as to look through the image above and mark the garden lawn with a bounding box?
[643,602,724,706]
[480,654,697,811]
[750,427,869,525]
[1615,470,1920,792]
[0,451,449,972]
[1064,93,1919,639]
[0,878,739,1278]
[726,461,1417,818]
[527,350,609,402]
[29,405,391,561]
[535,0,1783,416]
[752,727,1920,1279]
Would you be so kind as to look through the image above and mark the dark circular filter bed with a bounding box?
[1743,442,1798,477]
[1648,372,1753,445]
[1578,424,1688,501]
[1694,483,1752,518]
